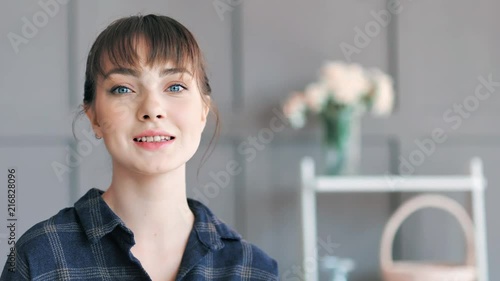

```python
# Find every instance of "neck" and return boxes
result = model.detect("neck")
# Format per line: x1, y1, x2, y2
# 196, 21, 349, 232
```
102, 161, 194, 243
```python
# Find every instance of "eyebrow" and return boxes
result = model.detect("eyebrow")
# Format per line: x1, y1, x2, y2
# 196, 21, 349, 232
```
103, 67, 193, 79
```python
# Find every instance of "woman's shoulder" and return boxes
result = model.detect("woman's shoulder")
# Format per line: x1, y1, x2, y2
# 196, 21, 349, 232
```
14, 207, 80, 253
187, 198, 279, 280
199, 223, 279, 280
15, 187, 110, 254
1, 207, 80, 279
220, 238, 279, 279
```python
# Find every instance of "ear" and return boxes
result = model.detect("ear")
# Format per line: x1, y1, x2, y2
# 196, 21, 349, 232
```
85, 106, 103, 138
201, 96, 210, 122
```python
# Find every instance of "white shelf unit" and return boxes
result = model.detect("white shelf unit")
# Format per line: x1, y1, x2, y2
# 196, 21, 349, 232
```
300, 157, 488, 281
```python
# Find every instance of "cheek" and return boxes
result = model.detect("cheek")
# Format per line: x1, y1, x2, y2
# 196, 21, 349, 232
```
171, 102, 205, 131
97, 99, 134, 135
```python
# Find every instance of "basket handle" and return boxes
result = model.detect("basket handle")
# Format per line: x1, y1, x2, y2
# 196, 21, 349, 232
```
380, 194, 476, 269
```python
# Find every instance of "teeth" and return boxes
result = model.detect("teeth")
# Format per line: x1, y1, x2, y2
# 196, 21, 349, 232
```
135, 136, 174, 143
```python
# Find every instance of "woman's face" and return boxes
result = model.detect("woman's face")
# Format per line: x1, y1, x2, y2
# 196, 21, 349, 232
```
86, 43, 209, 175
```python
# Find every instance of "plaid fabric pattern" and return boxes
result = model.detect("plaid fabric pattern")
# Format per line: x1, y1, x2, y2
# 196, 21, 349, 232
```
1, 188, 278, 280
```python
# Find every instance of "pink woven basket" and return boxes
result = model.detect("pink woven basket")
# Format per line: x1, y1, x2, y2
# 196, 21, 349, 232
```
380, 194, 477, 281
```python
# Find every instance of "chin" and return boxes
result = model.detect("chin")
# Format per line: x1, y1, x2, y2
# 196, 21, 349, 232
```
133, 162, 183, 175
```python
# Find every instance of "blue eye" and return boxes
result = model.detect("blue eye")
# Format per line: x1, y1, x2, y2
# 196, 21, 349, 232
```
168, 84, 186, 93
111, 86, 132, 94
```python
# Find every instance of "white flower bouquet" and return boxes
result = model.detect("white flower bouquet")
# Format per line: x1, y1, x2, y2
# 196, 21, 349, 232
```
282, 61, 395, 174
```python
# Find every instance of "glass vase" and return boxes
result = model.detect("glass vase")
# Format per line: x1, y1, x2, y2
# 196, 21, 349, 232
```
321, 107, 361, 176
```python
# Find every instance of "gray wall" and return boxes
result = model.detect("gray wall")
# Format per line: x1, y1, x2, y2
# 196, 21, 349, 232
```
1, 1, 500, 280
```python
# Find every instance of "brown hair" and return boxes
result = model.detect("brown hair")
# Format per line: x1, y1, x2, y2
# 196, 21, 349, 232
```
73, 14, 220, 178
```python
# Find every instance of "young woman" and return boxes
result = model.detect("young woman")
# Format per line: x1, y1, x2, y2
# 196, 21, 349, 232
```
1, 14, 278, 281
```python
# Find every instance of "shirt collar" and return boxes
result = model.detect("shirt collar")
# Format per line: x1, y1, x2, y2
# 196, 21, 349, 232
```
74, 188, 241, 249
74, 188, 129, 244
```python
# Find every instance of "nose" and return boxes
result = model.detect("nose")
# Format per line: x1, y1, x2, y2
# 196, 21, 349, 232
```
137, 92, 166, 121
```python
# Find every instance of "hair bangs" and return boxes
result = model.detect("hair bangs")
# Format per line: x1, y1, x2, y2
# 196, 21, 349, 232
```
91, 15, 201, 80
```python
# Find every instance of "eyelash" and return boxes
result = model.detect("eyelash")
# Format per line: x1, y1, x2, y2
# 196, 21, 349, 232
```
167, 84, 187, 93
110, 86, 132, 95
110, 84, 187, 95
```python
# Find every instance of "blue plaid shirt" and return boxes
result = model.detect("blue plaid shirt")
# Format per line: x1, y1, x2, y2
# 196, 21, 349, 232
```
1, 188, 278, 280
